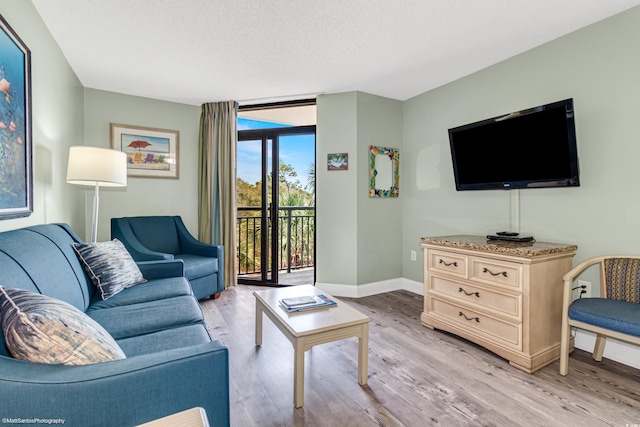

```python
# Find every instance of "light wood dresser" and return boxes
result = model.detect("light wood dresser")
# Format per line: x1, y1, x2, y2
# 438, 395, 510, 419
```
420, 235, 577, 373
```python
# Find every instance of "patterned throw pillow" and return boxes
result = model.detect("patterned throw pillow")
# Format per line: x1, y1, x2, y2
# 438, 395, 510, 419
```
0, 287, 126, 365
73, 239, 146, 300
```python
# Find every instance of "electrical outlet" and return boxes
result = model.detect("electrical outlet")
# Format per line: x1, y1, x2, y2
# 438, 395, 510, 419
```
578, 280, 591, 298
410, 250, 417, 261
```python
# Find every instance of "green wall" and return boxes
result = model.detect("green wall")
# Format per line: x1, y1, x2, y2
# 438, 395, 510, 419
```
83, 89, 200, 240
5, 0, 640, 367
316, 92, 402, 290
316, 92, 359, 286
400, 6, 640, 367
9, 0, 640, 290
356, 93, 402, 284
0, 0, 84, 234
402, 6, 640, 284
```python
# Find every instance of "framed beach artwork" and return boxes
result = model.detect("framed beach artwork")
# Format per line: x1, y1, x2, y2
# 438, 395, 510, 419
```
110, 123, 179, 179
0, 14, 32, 219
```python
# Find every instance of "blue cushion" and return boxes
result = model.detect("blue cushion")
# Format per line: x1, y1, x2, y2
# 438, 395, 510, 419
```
175, 254, 218, 280
127, 217, 181, 254
0, 287, 125, 365
73, 239, 147, 300
0, 227, 92, 310
87, 277, 193, 310
569, 298, 640, 338
86, 295, 204, 340
117, 324, 212, 357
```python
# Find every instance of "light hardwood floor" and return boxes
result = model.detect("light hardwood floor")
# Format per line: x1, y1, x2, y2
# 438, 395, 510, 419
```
200, 286, 640, 427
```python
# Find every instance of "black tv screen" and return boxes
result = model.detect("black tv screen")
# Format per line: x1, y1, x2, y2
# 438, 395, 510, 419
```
448, 99, 580, 191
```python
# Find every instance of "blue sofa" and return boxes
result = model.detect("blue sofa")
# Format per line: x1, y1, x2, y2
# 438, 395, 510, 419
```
0, 224, 230, 427
111, 216, 224, 300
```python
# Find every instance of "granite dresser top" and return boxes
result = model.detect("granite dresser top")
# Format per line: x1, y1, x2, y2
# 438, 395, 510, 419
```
420, 235, 577, 258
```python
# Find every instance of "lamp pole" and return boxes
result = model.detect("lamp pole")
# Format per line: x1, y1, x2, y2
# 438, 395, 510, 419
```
91, 182, 100, 243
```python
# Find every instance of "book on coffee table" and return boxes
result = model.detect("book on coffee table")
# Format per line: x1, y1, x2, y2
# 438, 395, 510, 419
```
280, 294, 337, 312
281, 296, 317, 307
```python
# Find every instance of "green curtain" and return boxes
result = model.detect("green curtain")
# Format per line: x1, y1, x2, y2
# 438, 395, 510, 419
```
198, 101, 238, 288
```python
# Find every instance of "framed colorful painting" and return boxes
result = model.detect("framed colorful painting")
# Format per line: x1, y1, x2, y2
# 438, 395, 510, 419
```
327, 153, 348, 171
110, 123, 179, 179
0, 14, 32, 219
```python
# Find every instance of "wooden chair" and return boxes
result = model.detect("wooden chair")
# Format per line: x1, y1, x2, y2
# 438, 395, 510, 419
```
560, 255, 640, 375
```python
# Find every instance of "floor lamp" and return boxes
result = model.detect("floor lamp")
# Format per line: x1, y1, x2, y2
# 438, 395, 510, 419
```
66, 146, 127, 243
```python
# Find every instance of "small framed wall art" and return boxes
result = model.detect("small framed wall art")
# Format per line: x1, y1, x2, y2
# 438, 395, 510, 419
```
327, 153, 348, 171
111, 123, 179, 179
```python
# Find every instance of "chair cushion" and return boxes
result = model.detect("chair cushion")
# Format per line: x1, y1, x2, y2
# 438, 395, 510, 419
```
569, 297, 640, 338
175, 254, 218, 280
604, 258, 640, 303
73, 239, 147, 300
0, 287, 125, 365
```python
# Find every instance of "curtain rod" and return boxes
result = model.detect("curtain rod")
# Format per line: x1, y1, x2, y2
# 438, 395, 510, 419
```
239, 98, 316, 111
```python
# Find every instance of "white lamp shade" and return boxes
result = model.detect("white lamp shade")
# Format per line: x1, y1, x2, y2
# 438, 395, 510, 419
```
67, 146, 127, 187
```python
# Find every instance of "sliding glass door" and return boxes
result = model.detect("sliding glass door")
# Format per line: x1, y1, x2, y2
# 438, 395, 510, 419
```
237, 126, 315, 286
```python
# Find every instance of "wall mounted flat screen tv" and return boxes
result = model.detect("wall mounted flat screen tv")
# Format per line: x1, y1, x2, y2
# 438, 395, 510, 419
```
448, 98, 580, 191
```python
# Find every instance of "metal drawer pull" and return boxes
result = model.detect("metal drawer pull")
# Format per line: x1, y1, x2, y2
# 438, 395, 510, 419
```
483, 267, 507, 277
439, 259, 458, 267
458, 287, 480, 297
459, 312, 480, 322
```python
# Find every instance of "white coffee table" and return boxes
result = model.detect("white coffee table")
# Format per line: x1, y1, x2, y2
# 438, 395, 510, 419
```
253, 285, 371, 408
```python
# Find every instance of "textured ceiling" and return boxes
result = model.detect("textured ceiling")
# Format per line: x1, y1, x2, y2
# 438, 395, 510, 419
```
32, 0, 640, 106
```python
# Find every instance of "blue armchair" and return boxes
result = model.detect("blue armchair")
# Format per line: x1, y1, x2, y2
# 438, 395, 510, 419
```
111, 216, 224, 300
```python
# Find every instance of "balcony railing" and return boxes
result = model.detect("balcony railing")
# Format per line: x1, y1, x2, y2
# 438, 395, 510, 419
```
236, 206, 315, 276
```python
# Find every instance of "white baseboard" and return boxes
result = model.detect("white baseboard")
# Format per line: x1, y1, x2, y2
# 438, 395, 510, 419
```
573, 329, 640, 370
315, 278, 640, 370
316, 277, 423, 298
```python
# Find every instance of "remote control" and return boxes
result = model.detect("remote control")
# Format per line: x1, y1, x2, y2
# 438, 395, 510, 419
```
487, 235, 534, 243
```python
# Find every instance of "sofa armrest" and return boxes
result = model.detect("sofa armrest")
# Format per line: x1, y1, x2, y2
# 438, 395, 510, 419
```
137, 260, 185, 280
0, 341, 230, 427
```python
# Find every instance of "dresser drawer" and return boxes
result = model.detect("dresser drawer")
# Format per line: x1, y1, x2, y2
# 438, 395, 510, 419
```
430, 298, 522, 349
470, 257, 522, 290
428, 249, 467, 277
429, 276, 521, 318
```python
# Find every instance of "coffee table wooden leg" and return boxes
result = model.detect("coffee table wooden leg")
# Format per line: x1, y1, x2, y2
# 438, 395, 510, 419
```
255, 303, 263, 346
293, 340, 305, 408
358, 323, 369, 385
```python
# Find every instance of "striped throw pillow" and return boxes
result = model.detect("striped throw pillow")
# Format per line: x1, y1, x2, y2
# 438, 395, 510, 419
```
73, 239, 146, 300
